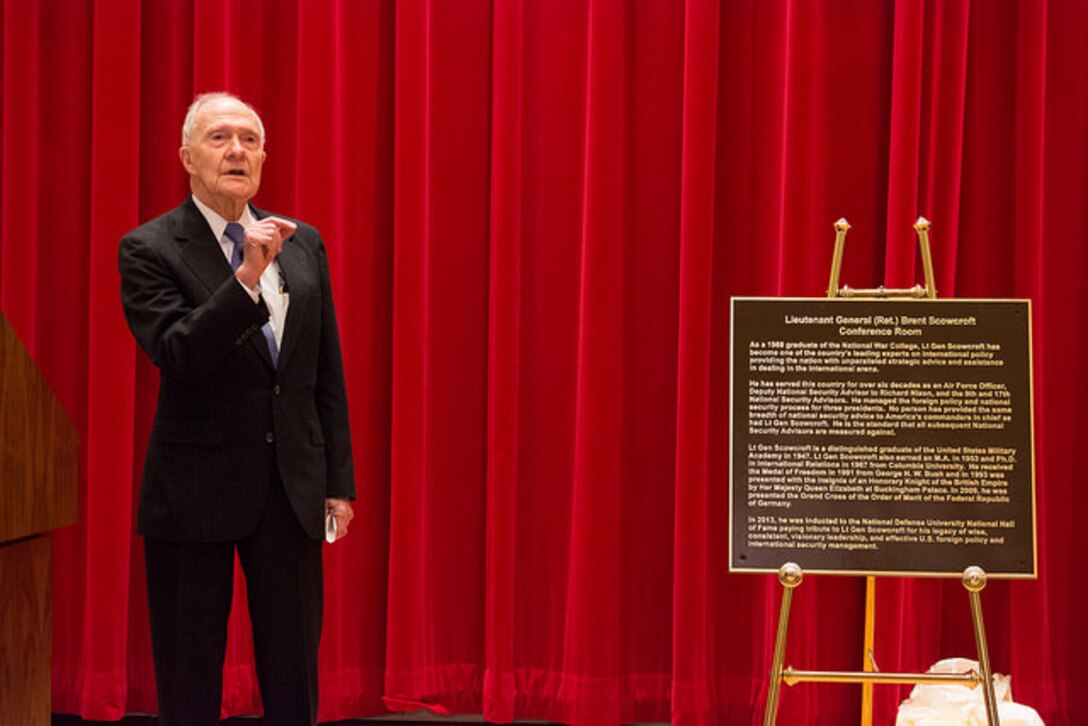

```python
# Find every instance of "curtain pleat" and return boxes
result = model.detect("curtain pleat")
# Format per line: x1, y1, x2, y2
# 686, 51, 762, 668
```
672, 0, 719, 722
0, 0, 1085, 723
483, 0, 523, 721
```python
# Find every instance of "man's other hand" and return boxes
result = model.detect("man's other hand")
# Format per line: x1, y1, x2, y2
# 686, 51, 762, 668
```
325, 498, 355, 542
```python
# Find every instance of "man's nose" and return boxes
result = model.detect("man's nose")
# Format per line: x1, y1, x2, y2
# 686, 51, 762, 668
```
226, 136, 245, 155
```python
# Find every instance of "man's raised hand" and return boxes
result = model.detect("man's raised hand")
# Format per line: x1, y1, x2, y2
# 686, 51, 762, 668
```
235, 216, 297, 289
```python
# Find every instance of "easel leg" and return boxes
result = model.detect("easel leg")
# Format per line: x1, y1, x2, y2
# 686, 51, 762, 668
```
764, 563, 803, 726
963, 567, 1001, 726
860, 575, 876, 726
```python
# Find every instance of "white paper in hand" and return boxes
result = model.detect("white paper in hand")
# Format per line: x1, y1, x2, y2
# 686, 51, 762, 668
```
325, 511, 338, 543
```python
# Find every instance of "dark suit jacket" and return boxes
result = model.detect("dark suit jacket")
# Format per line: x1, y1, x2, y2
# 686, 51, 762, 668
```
119, 196, 355, 542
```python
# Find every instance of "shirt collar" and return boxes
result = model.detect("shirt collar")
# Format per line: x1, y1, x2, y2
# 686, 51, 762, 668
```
191, 195, 257, 241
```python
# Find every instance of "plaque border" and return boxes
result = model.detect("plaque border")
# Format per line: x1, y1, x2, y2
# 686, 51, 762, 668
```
728, 296, 1037, 579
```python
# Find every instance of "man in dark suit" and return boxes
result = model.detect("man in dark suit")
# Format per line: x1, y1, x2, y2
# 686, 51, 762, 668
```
118, 92, 355, 726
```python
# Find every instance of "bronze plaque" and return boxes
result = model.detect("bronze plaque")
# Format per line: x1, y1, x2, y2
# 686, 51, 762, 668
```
730, 298, 1035, 577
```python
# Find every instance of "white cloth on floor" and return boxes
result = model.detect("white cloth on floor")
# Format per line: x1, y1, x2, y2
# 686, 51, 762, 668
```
895, 657, 1044, 726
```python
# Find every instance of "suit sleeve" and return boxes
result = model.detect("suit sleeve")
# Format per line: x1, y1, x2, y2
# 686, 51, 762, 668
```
313, 236, 356, 500
119, 230, 270, 383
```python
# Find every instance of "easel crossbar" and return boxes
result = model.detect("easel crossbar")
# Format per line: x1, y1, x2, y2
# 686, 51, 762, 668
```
782, 668, 982, 688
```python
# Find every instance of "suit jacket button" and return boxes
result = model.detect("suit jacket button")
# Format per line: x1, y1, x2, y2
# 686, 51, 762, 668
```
273, 384, 282, 396
265, 432, 275, 444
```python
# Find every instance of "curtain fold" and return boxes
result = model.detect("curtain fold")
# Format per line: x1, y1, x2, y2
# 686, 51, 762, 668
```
671, 0, 719, 722
386, 0, 492, 715
81, 0, 142, 716
482, 1, 524, 721
1, 0, 1086, 723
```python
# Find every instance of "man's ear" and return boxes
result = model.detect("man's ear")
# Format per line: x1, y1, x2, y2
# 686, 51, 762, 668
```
179, 146, 194, 174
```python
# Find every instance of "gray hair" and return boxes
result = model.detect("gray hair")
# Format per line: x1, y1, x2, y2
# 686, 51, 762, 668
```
181, 92, 266, 147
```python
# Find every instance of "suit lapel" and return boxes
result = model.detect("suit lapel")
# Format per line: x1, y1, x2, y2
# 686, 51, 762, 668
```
175, 197, 233, 295
274, 239, 310, 370
251, 206, 309, 371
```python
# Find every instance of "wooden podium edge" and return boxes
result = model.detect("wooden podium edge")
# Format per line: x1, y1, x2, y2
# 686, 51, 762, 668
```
0, 311, 79, 542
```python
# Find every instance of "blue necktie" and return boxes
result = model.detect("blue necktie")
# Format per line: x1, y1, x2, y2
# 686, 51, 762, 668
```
224, 223, 280, 366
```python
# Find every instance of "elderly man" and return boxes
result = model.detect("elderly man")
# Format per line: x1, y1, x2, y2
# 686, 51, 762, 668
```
119, 92, 355, 726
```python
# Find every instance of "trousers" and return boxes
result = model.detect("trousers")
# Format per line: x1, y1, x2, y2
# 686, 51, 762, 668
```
144, 475, 323, 726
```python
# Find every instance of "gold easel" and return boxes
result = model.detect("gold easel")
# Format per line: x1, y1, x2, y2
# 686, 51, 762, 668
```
762, 218, 1001, 726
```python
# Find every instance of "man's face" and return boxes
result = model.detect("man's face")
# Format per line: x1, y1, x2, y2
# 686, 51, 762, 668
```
179, 97, 266, 214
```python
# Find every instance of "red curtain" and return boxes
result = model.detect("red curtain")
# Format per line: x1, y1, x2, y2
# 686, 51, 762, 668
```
2, 0, 1085, 723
